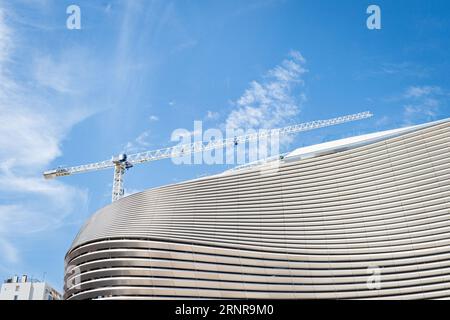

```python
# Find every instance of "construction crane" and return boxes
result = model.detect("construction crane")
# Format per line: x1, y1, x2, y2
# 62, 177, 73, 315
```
43, 111, 373, 202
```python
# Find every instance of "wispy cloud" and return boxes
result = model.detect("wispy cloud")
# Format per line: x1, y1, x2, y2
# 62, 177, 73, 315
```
225, 50, 307, 131
0, 238, 19, 265
123, 51, 308, 163
171, 39, 198, 54
403, 85, 442, 99
124, 130, 152, 154
0, 8, 11, 64
402, 85, 448, 125
375, 115, 390, 127
205, 110, 220, 121
233, 0, 285, 16
360, 61, 431, 79
33, 54, 76, 94
124, 115, 160, 153
0, 6, 89, 268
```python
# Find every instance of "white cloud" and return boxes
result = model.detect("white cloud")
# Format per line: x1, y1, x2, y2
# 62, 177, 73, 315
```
0, 9, 12, 64
33, 54, 75, 94
0, 106, 65, 170
171, 39, 198, 54
402, 85, 447, 125
375, 115, 390, 127
374, 62, 430, 78
0, 6, 89, 268
0, 179, 87, 236
124, 130, 152, 153
205, 110, 220, 120
0, 238, 19, 264
221, 51, 308, 164
135, 131, 150, 147
403, 99, 439, 121
124, 116, 160, 154
33, 47, 99, 95
404, 86, 442, 99
225, 50, 307, 131
124, 51, 308, 165
288, 50, 306, 63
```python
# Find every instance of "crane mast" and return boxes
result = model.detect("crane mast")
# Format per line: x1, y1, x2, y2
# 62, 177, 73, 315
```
43, 111, 373, 202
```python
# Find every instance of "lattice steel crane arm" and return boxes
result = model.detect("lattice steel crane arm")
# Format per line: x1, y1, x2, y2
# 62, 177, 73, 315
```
43, 160, 115, 179
126, 111, 373, 164
42, 111, 373, 202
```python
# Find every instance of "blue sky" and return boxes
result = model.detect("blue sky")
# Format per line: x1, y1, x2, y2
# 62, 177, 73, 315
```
0, 0, 449, 291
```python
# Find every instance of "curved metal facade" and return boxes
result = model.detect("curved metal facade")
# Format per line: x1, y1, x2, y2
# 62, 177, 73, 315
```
65, 120, 450, 299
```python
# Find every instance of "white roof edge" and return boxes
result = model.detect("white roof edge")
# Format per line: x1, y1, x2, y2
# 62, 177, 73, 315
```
285, 117, 450, 160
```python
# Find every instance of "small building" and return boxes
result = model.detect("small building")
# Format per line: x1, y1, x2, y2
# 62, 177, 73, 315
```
0, 275, 62, 300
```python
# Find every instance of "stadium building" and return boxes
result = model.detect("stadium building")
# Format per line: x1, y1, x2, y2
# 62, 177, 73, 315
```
64, 118, 450, 299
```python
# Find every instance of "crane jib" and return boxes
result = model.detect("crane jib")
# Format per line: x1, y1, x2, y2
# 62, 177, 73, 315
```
42, 111, 373, 202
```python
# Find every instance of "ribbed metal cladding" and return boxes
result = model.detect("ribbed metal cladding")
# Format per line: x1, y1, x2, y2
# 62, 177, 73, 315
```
65, 120, 450, 300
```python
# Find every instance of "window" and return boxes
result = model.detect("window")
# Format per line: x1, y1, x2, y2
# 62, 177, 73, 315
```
15, 285, 20, 292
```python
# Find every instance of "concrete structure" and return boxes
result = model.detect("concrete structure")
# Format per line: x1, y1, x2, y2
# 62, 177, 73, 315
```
65, 118, 450, 299
0, 275, 61, 300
